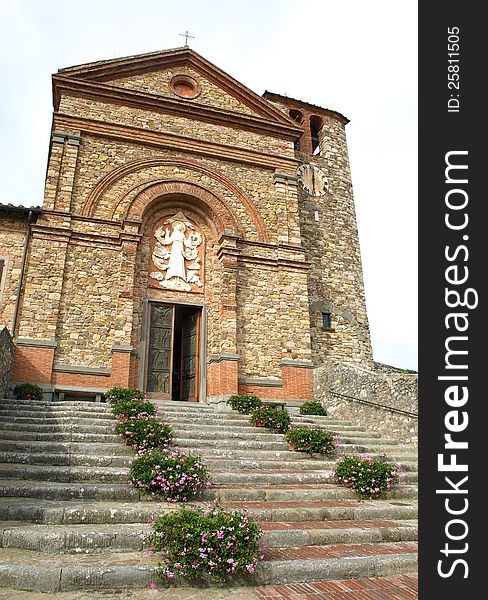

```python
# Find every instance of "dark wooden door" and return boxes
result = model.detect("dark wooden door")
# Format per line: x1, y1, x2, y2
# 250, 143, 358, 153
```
180, 311, 200, 401
146, 304, 174, 399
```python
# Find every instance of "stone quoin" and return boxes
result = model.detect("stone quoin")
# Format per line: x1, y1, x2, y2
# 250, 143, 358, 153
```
0, 47, 373, 404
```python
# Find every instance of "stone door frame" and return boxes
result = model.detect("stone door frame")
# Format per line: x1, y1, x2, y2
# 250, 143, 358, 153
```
139, 297, 207, 402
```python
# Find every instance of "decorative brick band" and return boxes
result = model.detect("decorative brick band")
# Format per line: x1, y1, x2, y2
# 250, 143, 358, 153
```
83, 158, 269, 242
15, 338, 58, 348
52, 364, 111, 376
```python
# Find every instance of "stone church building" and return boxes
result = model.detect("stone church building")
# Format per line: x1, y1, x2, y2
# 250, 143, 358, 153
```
0, 47, 372, 403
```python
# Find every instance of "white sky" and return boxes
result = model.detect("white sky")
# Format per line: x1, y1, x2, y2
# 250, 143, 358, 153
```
0, 0, 418, 369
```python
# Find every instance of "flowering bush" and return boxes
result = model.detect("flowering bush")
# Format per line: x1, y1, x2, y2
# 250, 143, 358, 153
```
105, 386, 145, 404
14, 383, 43, 401
145, 503, 262, 583
299, 401, 327, 416
250, 406, 291, 433
285, 427, 335, 456
334, 455, 399, 499
129, 450, 209, 501
226, 394, 262, 414
114, 417, 172, 451
112, 399, 156, 420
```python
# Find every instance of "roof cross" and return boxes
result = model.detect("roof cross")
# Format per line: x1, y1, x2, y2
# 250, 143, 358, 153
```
179, 30, 195, 46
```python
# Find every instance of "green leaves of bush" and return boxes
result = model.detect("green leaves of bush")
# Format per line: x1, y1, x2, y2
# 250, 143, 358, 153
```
129, 450, 208, 502
334, 455, 399, 499
285, 427, 335, 455
299, 401, 327, 416
14, 383, 43, 401
250, 406, 291, 433
146, 503, 262, 582
226, 394, 262, 414
105, 386, 145, 404
112, 399, 156, 419
114, 417, 172, 451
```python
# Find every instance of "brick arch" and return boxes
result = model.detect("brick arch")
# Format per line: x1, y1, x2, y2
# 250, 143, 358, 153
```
83, 157, 268, 241
124, 180, 243, 239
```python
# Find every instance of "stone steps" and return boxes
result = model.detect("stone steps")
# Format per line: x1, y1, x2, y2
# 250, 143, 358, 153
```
0, 399, 418, 592
0, 519, 418, 554
0, 464, 129, 484
0, 451, 131, 467
0, 480, 139, 502
0, 422, 114, 434
0, 544, 418, 592
0, 496, 417, 525
175, 436, 290, 450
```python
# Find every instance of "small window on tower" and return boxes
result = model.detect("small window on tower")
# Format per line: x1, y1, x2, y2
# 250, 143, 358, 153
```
310, 116, 322, 155
322, 312, 332, 329
0, 258, 6, 298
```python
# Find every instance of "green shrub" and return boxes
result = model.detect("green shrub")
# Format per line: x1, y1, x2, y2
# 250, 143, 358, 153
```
285, 427, 335, 456
250, 406, 291, 433
299, 401, 327, 416
226, 394, 262, 414
115, 417, 172, 451
112, 399, 156, 420
146, 503, 262, 582
334, 455, 399, 499
14, 383, 43, 401
129, 450, 208, 502
105, 386, 145, 404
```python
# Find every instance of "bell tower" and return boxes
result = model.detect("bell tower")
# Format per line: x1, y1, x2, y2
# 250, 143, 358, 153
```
263, 92, 373, 368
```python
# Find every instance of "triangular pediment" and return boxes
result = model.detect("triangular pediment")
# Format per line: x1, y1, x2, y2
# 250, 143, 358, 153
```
54, 47, 301, 133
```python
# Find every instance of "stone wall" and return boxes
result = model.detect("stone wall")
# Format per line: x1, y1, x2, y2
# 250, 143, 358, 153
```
0, 215, 28, 330
0, 326, 14, 398
314, 362, 418, 444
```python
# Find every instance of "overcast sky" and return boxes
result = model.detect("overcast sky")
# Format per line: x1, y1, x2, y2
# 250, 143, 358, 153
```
0, 0, 418, 369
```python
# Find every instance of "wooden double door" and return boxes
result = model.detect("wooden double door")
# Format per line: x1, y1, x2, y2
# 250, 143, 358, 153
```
145, 303, 201, 401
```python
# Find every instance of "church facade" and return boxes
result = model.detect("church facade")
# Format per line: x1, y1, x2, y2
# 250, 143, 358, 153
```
0, 48, 372, 403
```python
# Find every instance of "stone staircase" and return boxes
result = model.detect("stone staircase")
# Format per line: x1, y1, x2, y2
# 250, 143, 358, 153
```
0, 398, 417, 593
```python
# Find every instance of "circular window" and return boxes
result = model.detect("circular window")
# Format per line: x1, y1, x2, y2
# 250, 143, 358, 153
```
170, 75, 200, 99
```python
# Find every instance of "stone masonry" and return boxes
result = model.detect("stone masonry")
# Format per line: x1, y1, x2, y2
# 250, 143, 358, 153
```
0, 47, 374, 402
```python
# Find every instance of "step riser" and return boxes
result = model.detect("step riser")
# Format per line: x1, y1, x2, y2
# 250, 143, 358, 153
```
0, 432, 118, 443
203, 487, 352, 502
0, 452, 131, 467
0, 501, 417, 525
0, 529, 144, 554
0, 408, 112, 416
253, 554, 418, 586
0, 441, 132, 456
263, 526, 418, 548
225, 504, 419, 523
176, 438, 289, 450
0, 485, 138, 502
210, 472, 332, 486
0, 524, 418, 554
0, 467, 128, 483
0, 423, 114, 434
0, 554, 418, 591
0, 504, 166, 525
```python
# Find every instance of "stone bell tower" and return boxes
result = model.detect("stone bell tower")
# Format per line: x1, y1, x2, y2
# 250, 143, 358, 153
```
263, 92, 373, 368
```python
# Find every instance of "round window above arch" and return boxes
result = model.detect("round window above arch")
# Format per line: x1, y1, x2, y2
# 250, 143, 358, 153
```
170, 74, 201, 99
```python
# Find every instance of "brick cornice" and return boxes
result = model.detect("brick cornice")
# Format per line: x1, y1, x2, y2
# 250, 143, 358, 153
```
54, 114, 298, 172
52, 75, 302, 141
55, 47, 302, 130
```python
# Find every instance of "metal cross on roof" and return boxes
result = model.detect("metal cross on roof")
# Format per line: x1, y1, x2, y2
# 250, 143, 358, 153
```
179, 30, 195, 46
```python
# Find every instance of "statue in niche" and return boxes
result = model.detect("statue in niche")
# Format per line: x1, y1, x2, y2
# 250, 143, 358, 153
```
150, 212, 203, 292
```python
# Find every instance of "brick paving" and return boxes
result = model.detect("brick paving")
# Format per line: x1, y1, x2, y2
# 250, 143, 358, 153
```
0, 574, 419, 599
253, 573, 418, 599
262, 541, 417, 561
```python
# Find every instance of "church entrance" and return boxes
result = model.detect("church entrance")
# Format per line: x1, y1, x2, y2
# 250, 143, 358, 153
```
145, 303, 202, 401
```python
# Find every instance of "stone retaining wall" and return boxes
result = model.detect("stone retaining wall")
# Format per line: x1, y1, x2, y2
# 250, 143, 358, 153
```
314, 363, 418, 445
0, 326, 14, 398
